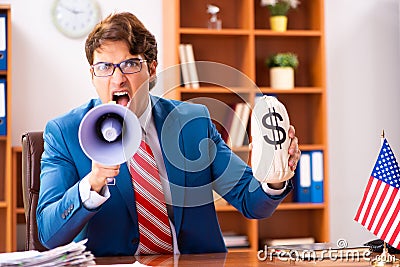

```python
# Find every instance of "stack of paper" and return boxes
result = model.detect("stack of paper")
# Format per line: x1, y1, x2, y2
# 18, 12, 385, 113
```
0, 239, 95, 266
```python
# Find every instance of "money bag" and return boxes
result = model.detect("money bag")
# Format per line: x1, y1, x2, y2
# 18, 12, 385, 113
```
251, 95, 294, 183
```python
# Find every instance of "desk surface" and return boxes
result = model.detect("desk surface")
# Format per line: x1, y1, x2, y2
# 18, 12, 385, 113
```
95, 251, 373, 266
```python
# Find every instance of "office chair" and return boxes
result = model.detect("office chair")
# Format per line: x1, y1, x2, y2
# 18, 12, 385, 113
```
21, 131, 47, 251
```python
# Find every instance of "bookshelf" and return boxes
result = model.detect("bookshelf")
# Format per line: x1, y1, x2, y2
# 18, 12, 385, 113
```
0, 5, 11, 252
162, 0, 329, 251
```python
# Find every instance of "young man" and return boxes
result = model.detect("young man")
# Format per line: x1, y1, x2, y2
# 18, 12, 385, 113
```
37, 12, 300, 256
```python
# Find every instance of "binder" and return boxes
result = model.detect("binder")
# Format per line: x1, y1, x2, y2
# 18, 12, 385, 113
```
228, 103, 244, 148
0, 13, 7, 70
185, 44, 200, 89
0, 79, 6, 135
310, 150, 324, 203
235, 103, 251, 147
294, 151, 311, 202
178, 44, 191, 88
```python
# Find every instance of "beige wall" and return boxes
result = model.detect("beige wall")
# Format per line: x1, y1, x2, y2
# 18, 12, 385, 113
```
7, 0, 163, 145
326, 0, 400, 246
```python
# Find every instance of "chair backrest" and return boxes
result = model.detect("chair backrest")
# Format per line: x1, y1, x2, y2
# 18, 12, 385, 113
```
21, 131, 47, 251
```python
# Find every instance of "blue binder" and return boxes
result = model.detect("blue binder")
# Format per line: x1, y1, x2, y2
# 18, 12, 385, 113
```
0, 13, 7, 70
310, 150, 324, 203
293, 151, 311, 202
0, 78, 6, 135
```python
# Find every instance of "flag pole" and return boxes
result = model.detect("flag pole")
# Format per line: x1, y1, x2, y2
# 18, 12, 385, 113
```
372, 130, 400, 266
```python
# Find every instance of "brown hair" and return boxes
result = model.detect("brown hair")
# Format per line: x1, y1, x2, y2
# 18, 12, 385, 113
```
85, 12, 157, 66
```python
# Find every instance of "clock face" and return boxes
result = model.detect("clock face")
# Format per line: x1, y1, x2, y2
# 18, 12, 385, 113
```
52, 0, 101, 38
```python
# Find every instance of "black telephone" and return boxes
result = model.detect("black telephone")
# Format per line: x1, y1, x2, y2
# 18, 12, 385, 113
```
364, 239, 400, 254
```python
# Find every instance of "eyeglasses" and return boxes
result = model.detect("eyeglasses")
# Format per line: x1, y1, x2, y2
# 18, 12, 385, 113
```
91, 58, 147, 77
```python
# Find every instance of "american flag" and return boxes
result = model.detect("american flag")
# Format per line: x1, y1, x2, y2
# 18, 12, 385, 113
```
354, 138, 400, 249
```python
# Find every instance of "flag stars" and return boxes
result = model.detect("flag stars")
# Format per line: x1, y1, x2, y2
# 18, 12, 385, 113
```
372, 139, 400, 186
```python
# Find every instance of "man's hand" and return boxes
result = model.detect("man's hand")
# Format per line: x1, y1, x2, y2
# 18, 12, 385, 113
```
287, 125, 301, 171
267, 125, 301, 188
88, 162, 120, 193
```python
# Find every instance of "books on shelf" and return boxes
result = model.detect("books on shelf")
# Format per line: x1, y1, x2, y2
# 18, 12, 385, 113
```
178, 44, 190, 88
293, 150, 324, 203
178, 43, 199, 89
235, 103, 251, 147
0, 79, 6, 135
223, 232, 250, 248
0, 13, 7, 71
223, 103, 251, 148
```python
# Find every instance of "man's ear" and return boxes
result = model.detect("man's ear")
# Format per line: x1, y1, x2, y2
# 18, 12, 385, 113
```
149, 60, 158, 90
90, 67, 95, 80
149, 60, 158, 77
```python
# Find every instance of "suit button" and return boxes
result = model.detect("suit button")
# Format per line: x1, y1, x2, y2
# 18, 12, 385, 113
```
61, 214, 66, 219
131, 238, 139, 244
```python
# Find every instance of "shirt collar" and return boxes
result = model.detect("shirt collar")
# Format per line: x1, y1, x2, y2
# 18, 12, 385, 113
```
138, 95, 152, 133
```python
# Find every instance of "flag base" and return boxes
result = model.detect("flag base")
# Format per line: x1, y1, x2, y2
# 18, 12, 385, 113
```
372, 245, 400, 266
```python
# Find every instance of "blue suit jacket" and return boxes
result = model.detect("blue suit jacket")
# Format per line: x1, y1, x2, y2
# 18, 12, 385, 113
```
37, 95, 292, 256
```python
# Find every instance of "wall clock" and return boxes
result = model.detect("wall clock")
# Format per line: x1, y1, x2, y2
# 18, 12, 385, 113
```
51, 0, 101, 39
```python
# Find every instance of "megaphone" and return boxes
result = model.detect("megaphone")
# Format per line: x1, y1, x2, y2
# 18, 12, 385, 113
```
78, 102, 142, 184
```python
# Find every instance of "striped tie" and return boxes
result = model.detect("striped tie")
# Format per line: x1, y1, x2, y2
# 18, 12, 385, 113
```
129, 140, 173, 254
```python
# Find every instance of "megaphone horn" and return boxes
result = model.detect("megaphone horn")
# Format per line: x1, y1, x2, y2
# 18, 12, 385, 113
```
78, 102, 142, 167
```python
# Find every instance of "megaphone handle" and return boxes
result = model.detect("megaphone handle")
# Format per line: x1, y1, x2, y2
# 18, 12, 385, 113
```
106, 177, 116, 186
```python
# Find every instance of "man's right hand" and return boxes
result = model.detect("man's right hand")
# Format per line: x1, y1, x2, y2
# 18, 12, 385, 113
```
88, 162, 120, 193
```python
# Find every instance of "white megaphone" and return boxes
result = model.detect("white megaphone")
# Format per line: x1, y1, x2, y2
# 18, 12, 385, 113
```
78, 102, 142, 185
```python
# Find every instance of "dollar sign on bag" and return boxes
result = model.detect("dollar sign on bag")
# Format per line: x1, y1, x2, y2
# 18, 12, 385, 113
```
262, 107, 286, 150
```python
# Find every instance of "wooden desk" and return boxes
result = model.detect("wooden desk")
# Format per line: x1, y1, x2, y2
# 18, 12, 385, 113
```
95, 251, 373, 266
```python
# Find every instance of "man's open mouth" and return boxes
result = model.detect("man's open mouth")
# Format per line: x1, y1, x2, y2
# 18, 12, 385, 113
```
112, 91, 130, 106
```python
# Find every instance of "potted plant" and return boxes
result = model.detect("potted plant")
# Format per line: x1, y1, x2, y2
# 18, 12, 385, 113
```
260, 0, 300, 32
266, 52, 299, 89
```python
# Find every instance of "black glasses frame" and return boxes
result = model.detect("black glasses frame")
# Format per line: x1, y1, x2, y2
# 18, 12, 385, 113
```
91, 58, 147, 77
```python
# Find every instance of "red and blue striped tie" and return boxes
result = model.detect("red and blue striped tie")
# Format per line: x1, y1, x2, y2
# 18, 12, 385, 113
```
129, 140, 173, 254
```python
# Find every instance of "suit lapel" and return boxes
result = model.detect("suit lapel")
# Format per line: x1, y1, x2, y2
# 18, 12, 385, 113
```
151, 95, 185, 235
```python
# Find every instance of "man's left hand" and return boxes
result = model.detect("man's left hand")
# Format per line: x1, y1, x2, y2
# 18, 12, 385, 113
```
267, 125, 301, 189
287, 125, 301, 171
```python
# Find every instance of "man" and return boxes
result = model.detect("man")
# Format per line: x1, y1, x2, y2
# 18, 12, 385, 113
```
37, 12, 300, 256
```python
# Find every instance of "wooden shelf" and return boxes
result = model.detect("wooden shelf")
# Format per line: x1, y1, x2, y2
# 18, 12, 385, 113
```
163, 0, 328, 250
254, 29, 322, 37
179, 87, 255, 94
180, 28, 251, 36
277, 203, 326, 210
0, 5, 12, 253
16, 208, 25, 214
216, 203, 325, 212
179, 86, 324, 95
259, 87, 324, 94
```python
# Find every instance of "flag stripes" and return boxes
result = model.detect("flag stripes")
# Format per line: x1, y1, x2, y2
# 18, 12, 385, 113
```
369, 186, 395, 233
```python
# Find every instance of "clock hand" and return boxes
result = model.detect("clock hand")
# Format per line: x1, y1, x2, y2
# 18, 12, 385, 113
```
59, 3, 84, 15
